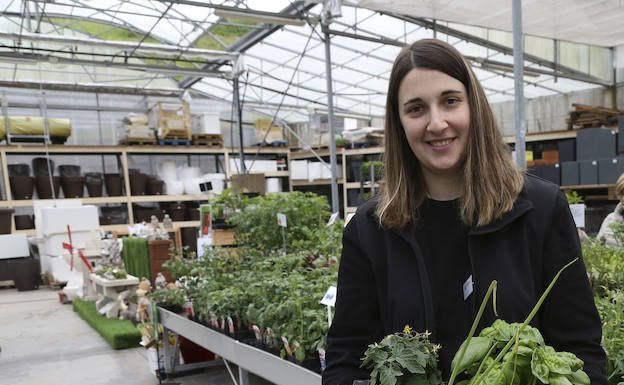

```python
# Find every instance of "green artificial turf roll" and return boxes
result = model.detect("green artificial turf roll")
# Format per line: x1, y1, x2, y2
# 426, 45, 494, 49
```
73, 298, 141, 350
122, 237, 150, 280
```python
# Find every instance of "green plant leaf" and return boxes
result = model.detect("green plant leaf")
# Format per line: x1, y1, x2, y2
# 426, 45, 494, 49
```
452, 336, 493, 374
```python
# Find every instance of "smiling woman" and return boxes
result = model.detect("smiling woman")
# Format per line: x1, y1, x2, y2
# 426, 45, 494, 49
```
322, 39, 607, 385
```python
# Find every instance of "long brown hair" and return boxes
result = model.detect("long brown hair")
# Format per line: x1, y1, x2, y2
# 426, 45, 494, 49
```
377, 39, 523, 229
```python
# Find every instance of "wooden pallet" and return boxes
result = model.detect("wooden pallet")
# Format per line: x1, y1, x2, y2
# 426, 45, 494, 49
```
119, 137, 157, 146
192, 134, 223, 148
566, 103, 624, 129
158, 138, 192, 146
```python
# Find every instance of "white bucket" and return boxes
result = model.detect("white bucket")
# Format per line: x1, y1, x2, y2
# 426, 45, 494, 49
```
265, 177, 282, 193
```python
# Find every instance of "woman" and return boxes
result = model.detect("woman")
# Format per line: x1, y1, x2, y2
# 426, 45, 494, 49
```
323, 39, 606, 385
597, 172, 624, 247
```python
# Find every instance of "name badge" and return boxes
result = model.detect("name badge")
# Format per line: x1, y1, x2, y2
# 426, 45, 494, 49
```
463, 275, 474, 300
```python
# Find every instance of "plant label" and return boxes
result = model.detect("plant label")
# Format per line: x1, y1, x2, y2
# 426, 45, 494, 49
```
569, 203, 585, 228
321, 285, 337, 306
327, 212, 339, 226
276, 212, 287, 227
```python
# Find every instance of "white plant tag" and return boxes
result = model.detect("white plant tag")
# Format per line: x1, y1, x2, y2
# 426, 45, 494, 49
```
463, 275, 474, 300
321, 286, 337, 306
276, 212, 287, 227
327, 212, 339, 226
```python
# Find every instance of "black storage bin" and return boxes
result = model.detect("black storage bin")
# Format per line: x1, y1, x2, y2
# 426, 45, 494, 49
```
598, 158, 624, 184
12, 258, 40, 291
576, 127, 615, 161
618, 115, 624, 154
579, 160, 598, 185
529, 164, 560, 185
561, 161, 579, 186
557, 139, 576, 162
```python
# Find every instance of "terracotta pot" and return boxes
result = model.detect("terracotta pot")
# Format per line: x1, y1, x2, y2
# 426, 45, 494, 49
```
35, 176, 61, 199
104, 174, 123, 197
10, 176, 34, 200
32, 157, 55, 176
60, 176, 85, 198
85, 172, 104, 197
8, 164, 30, 177
14, 214, 34, 230
129, 172, 147, 196
0, 208, 14, 234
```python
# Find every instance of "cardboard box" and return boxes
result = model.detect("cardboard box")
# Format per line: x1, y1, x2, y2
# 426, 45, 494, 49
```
254, 118, 284, 144
230, 173, 266, 195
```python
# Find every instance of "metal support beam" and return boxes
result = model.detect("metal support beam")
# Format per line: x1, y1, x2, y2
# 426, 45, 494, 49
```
513, 0, 526, 171
233, 77, 246, 174
386, 12, 612, 87
323, 28, 340, 214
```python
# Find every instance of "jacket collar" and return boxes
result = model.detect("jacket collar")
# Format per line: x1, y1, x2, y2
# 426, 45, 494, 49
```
366, 188, 534, 236
468, 194, 533, 235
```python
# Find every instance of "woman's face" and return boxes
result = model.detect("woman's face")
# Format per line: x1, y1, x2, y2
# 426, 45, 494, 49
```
398, 67, 470, 180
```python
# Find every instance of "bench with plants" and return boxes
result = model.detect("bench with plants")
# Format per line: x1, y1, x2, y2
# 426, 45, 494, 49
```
150, 190, 342, 374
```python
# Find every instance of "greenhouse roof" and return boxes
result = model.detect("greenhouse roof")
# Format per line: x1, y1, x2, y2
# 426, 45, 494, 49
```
0, 0, 622, 123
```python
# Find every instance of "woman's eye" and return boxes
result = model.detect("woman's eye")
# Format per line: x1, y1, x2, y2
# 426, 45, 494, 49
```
446, 97, 459, 105
406, 105, 423, 113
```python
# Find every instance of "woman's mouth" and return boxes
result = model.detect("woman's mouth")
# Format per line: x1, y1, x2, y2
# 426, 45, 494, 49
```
427, 138, 454, 147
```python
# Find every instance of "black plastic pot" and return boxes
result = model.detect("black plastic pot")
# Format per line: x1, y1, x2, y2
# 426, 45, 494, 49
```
60, 176, 85, 198
10, 176, 34, 200
85, 172, 104, 197
147, 177, 164, 195
58, 164, 81, 177
0, 208, 14, 234
129, 172, 147, 196
14, 214, 34, 230
7, 163, 30, 177
32, 157, 55, 176
35, 176, 61, 199
104, 174, 123, 197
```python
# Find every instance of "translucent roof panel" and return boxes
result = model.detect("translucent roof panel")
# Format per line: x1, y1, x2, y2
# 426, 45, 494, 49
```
0, 0, 617, 124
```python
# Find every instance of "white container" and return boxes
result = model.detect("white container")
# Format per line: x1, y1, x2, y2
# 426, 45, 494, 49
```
290, 160, 308, 180
308, 162, 323, 181
265, 177, 282, 193
192, 113, 221, 135
179, 166, 201, 180
165, 180, 184, 195
204, 173, 226, 194
158, 161, 178, 181
184, 177, 204, 195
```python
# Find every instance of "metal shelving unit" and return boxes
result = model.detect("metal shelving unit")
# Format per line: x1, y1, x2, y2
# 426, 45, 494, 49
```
158, 308, 321, 385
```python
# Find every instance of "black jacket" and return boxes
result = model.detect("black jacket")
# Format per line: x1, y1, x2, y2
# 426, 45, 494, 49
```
323, 174, 606, 385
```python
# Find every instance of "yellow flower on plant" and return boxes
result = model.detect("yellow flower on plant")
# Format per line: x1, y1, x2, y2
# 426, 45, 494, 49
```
403, 325, 413, 334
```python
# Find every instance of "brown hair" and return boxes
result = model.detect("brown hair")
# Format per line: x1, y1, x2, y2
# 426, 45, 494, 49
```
616, 173, 624, 199
377, 39, 523, 229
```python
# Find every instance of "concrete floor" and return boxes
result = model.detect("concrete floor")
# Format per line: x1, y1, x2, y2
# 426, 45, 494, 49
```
0, 285, 271, 385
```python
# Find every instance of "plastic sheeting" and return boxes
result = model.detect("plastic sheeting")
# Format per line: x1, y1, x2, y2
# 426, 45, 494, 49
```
0, 116, 72, 139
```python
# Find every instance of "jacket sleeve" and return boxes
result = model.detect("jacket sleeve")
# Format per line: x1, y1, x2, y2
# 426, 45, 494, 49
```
322, 213, 383, 385
539, 191, 607, 385
596, 212, 618, 247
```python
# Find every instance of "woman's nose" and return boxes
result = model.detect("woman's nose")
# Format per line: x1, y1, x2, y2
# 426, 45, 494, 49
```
427, 107, 448, 132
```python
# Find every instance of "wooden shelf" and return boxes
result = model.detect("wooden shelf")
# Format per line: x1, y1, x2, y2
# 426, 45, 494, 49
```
503, 129, 578, 144
291, 178, 343, 186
